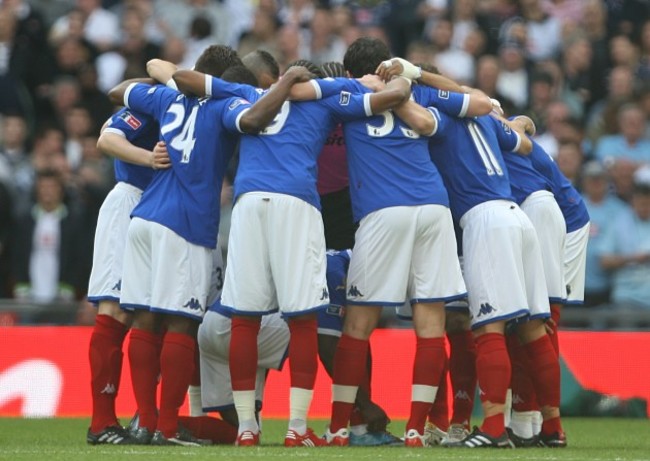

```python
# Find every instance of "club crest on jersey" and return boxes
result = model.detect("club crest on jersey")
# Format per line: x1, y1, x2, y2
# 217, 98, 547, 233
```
119, 112, 141, 129
438, 90, 449, 99
501, 122, 512, 134
229, 99, 249, 110
339, 91, 351, 106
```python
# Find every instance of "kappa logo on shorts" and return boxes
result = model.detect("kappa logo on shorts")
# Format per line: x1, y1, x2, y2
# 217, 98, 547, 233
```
347, 285, 364, 298
183, 297, 203, 311
320, 288, 329, 301
111, 280, 122, 292
454, 390, 471, 401
339, 91, 351, 106
477, 302, 495, 317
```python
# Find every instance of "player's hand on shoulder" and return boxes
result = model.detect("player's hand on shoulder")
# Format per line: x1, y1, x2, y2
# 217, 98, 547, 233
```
283, 66, 315, 84
375, 57, 421, 82
151, 141, 171, 170
357, 74, 386, 92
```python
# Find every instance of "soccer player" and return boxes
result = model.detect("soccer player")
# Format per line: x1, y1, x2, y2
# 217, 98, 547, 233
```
172, 58, 414, 447
325, 38, 490, 448
511, 116, 591, 348
107, 45, 312, 446
386, 59, 565, 448
86, 108, 169, 445
242, 50, 280, 90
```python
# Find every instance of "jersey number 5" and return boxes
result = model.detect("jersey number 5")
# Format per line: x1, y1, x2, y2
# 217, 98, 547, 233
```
366, 110, 420, 139
161, 103, 198, 163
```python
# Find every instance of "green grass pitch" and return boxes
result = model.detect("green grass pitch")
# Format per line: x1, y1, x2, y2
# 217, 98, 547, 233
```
0, 417, 649, 461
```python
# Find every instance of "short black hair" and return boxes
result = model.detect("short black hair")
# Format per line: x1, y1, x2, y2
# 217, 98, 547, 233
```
242, 50, 280, 81
321, 61, 345, 78
343, 37, 391, 78
221, 65, 259, 87
286, 59, 325, 79
194, 45, 243, 78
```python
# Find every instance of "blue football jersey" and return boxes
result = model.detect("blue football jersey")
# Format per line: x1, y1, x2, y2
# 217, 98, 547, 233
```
206, 76, 378, 209
340, 81, 460, 222
103, 107, 158, 191
317, 249, 352, 334
124, 83, 252, 248
528, 141, 590, 232
502, 149, 553, 205
427, 113, 519, 222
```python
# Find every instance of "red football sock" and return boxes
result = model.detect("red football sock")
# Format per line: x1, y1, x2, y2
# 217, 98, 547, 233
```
330, 334, 368, 432
475, 333, 510, 437
89, 314, 128, 433
448, 331, 477, 427
427, 357, 449, 431
524, 335, 561, 409
229, 317, 261, 391
288, 317, 319, 390
128, 328, 162, 432
158, 332, 195, 437
549, 304, 562, 356
506, 335, 538, 412
541, 416, 563, 436
350, 367, 371, 427
177, 416, 237, 444
406, 337, 446, 433
481, 414, 505, 438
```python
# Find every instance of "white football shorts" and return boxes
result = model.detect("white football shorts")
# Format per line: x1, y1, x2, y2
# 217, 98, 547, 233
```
198, 309, 288, 412
459, 200, 550, 329
120, 217, 212, 320
347, 204, 466, 306
220, 192, 329, 316
87, 182, 143, 303
520, 190, 567, 303
564, 222, 590, 305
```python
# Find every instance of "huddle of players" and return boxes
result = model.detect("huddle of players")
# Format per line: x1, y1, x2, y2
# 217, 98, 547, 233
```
85, 36, 588, 449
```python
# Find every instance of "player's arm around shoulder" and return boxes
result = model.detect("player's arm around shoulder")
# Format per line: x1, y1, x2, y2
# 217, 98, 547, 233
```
107, 78, 156, 106
492, 112, 533, 155
239, 65, 314, 134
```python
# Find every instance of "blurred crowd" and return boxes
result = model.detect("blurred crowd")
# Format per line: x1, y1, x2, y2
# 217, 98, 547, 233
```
0, 0, 648, 314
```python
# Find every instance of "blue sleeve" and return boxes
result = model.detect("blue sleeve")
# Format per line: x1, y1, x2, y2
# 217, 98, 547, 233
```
104, 108, 157, 143
221, 97, 255, 133
414, 86, 470, 117
426, 106, 454, 140
321, 91, 373, 122
312, 77, 359, 99
124, 83, 177, 121
490, 117, 521, 152
206, 75, 261, 102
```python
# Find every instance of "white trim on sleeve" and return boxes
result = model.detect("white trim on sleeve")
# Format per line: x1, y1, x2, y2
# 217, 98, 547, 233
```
235, 108, 251, 133
205, 74, 212, 97
425, 108, 440, 137
363, 93, 373, 116
123, 83, 138, 109
458, 93, 470, 118
102, 127, 127, 138
310, 80, 322, 100
512, 131, 522, 153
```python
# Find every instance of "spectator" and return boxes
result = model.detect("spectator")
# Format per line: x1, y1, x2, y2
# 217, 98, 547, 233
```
62, 105, 94, 171
581, 161, 627, 307
593, 103, 650, 164
95, 6, 161, 93
557, 141, 584, 186
51, 0, 119, 52
609, 34, 641, 71
560, 35, 594, 117
580, 0, 609, 106
12, 169, 82, 303
155, 0, 230, 48
519, 0, 562, 61
383, 0, 423, 57
307, 7, 346, 65
237, 9, 280, 59
429, 17, 475, 84
180, 17, 217, 70
533, 99, 571, 159
608, 158, 640, 203
496, 41, 529, 109
475, 54, 516, 115
586, 65, 636, 142
542, 0, 584, 29
600, 166, 650, 310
